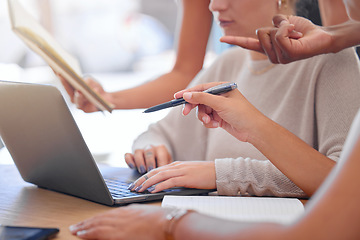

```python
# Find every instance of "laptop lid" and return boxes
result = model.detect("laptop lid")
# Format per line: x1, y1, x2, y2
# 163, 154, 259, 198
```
0, 80, 118, 205
0, 80, 212, 206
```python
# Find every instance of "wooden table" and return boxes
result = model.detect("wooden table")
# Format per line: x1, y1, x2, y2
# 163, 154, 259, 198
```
0, 164, 160, 239
0, 164, 307, 239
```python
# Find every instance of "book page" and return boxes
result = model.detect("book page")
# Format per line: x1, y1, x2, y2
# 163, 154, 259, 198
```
8, 0, 113, 112
8, 0, 82, 75
162, 196, 304, 224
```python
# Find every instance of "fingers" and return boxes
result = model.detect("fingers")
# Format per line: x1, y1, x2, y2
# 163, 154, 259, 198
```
272, 14, 290, 28
130, 162, 184, 193
256, 27, 279, 64
70, 217, 116, 239
126, 145, 172, 175
124, 153, 136, 169
182, 90, 229, 127
182, 91, 226, 112
182, 102, 198, 116
129, 161, 216, 193
140, 169, 184, 193
178, 82, 231, 116
177, 82, 229, 116
144, 145, 156, 172
147, 176, 187, 193
220, 36, 264, 53
74, 91, 86, 109
72, 76, 105, 112
133, 149, 147, 174
269, 28, 285, 64
56, 74, 75, 102
196, 105, 220, 128
155, 145, 172, 167
174, 82, 224, 99
273, 23, 302, 63
256, 25, 302, 64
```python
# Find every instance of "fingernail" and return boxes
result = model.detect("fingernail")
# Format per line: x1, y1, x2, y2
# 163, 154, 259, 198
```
147, 165, 154, 172
139, 166, 146, 174
147, 186, 155, 192
135, 185, 143, 192
69, 225, 78, 232
202, 116, 208, 124
128, 163, 135, 169
212, 122, 219, 128
127, 183, 135, 190
183, 92, 192, 100
77, 230, 88, 236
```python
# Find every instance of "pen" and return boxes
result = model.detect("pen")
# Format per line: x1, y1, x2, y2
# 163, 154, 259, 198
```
143, 82, 238, 113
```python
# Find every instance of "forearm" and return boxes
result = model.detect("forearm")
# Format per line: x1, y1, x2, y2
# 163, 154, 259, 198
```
287, 138, 360, 240
325, 20, 360, 53
110, 70, 196, 109
104, 0, 212, 110
174, 212, 287, 240
249, 117, 335, 196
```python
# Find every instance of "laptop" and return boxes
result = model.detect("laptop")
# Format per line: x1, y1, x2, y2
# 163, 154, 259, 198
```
0, 80, 213, 206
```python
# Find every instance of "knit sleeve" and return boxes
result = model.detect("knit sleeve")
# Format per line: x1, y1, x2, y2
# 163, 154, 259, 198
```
215, 158, 307, 198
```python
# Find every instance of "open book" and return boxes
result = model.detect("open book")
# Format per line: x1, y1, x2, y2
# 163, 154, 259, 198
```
162, 195, 304, 224
8, 0, 113, 113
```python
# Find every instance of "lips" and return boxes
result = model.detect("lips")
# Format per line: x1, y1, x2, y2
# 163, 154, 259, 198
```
218, 19, 234, 28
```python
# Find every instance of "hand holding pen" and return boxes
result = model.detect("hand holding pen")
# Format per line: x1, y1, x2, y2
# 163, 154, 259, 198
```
173, 82, 265, 143
143, 82, 237, 113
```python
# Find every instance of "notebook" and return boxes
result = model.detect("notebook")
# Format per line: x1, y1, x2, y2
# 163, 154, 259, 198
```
8, 0, 113, 113
162, 195, 304, 224
0, 80, 213, 206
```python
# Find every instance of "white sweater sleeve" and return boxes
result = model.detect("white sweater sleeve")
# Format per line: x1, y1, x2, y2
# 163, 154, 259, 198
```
215, 158, 307, 197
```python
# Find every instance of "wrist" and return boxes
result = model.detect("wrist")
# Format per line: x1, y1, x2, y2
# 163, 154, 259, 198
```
326, 20, 360, 53
163, 207, 195, 240
108, 91, 126, 109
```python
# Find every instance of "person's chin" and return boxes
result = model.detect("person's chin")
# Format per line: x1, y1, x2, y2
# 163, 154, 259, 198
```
223, 30, 241, 37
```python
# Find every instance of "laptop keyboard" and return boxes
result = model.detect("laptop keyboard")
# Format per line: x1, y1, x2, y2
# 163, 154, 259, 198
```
104, 176, 184, 199
104, 177, 144, 198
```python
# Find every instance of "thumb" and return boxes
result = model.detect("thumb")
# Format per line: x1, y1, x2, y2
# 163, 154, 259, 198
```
275, 23, 301, 55
272, 14, 290, 27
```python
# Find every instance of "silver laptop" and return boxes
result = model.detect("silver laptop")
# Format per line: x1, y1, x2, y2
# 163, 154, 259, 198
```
0, 80, 212, 206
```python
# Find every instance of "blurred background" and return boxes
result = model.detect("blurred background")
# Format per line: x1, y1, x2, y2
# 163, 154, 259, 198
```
0, 0, 223, 165
1, 0, 178, 72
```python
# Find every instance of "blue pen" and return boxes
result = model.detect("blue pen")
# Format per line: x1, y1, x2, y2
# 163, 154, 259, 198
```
143, 82, 237, 113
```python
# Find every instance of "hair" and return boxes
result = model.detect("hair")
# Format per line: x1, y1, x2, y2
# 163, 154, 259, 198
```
295, 0, 322, 25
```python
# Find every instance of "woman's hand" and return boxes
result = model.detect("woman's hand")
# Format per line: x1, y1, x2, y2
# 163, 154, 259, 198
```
220, 15, 333, 64
56, 74, 113, 112
128, 161, 216, 193
175, 82, 266, 143
125, 145, 173, 174
69, 204, 169, 240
